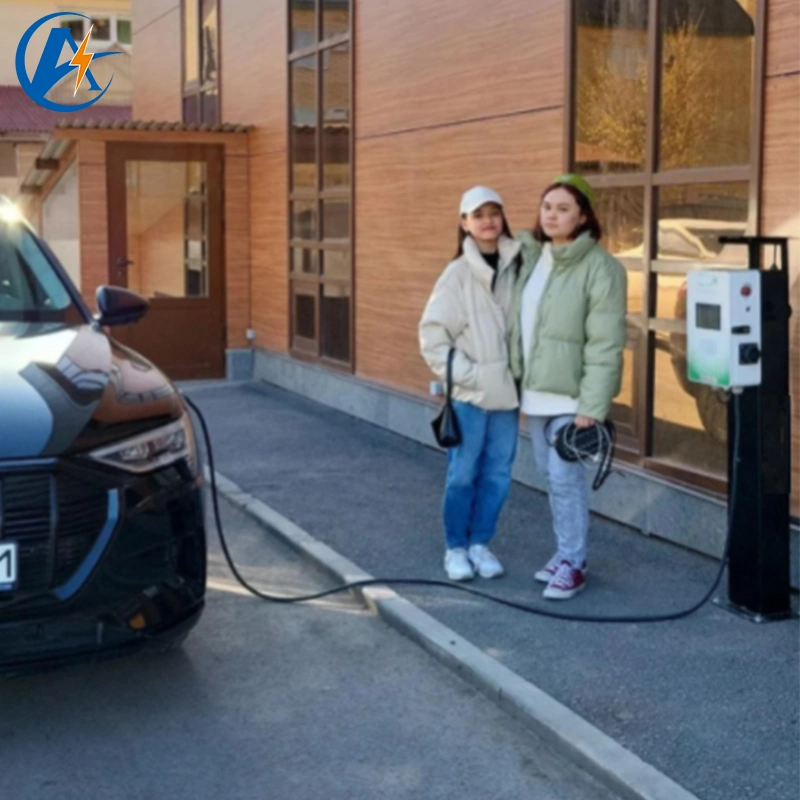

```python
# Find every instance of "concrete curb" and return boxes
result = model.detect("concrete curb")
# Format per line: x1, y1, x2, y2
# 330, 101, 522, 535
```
208, 468, 702, 800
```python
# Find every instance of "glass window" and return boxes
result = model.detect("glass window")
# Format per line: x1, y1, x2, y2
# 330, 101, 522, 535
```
322, 43, 350, 188
659, 0, 754, 170
291, 0, 316, 52
201, 0, 218, 83
183, 0, 218, 123
60, 19, 84, 42
657, 183, 749, 264
293, 287, 316, 341
292, 248, 318, 275
323, 0, 350, 40
91, 18, 111, 40
321, 283, 351, 362
0, 221, 76, 321
321, 250, 349, 280
289, 1, 352, 367
574, 0, 649, 174
322, 200, 349, 239
291, 56, 317, 190
184, 0, 200, 84
594, 186, 645, 259
651, 335, 727, 477
201, 89, 218, 125
611, 345, 637, 429
292, 201, 317, 240
183, 95, 200, 124
570, 0, 761, 481
117, 19, 132, 45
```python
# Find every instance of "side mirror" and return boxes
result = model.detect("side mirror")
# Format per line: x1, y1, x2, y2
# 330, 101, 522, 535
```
95, 286, 149, 327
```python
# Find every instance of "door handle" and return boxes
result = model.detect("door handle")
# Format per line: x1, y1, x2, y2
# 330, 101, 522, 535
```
117, 257, 134, 268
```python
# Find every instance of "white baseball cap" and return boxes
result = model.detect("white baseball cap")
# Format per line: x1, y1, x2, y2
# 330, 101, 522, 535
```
459, 185, 504, 216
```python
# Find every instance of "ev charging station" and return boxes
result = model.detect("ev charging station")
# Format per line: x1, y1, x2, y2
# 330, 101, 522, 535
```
686, 236, 793, 622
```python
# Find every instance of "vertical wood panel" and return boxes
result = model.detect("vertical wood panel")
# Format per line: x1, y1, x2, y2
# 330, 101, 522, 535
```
132, 5, 182, 121
766, 0, 800, 77
355, 0, 564, 138
225, 152, 251, 348
77, 141, 108, 310
220, 0, 287, 135
355, 109, 563, 393
250, 149, 289, 352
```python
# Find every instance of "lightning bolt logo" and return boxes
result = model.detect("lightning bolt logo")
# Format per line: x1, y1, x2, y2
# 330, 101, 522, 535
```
69, 25, 95, 96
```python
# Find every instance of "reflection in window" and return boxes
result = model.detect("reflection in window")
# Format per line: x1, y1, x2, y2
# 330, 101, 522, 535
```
125, 161, 209, 300
594, 186, 645, 258
182, 0, 219, 124
291, 0, 316, 52
323, 0, 350, 39
323, 43, 351, 188
201, 0, 218, 83
657, 183, 748, 264
291, 56, 316, 191
292, 201, 317, 240
659, 0, 754, 170
652, 336, 727, 477
574, 0, 649, 174
183, 0, 199, 84
91, 18, 111, 40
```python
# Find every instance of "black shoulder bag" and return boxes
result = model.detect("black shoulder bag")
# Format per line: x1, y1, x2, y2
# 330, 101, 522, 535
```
431, 348, 462, 448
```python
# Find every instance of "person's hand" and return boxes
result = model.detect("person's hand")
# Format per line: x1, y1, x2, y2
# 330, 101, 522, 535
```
574, 415, 596, 428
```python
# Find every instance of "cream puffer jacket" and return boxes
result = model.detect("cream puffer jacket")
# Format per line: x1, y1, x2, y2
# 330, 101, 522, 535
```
419, 235, 521, 411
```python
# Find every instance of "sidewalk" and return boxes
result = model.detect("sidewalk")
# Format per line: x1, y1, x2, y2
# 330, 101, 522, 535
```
186, 381, 799, 800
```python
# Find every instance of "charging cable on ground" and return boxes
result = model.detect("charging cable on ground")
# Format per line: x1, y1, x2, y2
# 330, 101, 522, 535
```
183, 393, 741, 624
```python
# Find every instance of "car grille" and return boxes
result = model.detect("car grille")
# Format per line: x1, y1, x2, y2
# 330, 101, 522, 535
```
0, 471, 110, 594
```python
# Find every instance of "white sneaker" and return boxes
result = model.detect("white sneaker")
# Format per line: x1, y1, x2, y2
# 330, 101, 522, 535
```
468, 545, 504, 579
535, 554, 587, 584
444, 548, 474, 581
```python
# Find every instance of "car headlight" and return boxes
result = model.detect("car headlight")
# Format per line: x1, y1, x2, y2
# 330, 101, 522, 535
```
88, 416, 197, 474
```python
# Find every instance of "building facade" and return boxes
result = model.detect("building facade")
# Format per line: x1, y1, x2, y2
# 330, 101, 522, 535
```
17, 0, 800, 563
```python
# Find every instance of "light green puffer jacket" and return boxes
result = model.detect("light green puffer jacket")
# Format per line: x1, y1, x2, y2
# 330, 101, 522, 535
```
508, 231, 627, 421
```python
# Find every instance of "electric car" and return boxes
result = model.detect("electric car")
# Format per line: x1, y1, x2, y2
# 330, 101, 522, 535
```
0, 200, 206, 673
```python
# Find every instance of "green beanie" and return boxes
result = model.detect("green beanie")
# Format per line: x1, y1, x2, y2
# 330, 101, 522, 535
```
552, 173, 595, 207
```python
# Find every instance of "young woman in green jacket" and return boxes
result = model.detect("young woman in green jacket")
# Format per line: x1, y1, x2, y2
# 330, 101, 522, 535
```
509, 174, 627, 600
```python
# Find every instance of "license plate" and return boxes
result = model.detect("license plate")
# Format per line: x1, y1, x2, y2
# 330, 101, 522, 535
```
0, 542, 18, 592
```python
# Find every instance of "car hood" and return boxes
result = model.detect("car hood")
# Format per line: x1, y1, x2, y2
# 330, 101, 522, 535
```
0, 323, 183, 460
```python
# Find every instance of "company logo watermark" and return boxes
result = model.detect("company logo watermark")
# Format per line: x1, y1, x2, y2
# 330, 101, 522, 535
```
15, 12, 122, 112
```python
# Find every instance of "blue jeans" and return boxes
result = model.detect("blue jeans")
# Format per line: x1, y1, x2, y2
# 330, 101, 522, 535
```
528, 415, 589, 566
443, 400, 519, 550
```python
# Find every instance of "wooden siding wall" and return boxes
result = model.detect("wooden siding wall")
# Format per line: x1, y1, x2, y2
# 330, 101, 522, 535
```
222, 0, 288, 352
762, 0, 800, 514
354, 0, 564, 392
77, 140, 110, 309
131, 1, 183, 121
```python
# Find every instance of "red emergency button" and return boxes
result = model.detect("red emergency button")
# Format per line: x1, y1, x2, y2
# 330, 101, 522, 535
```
741, 284, 752, 297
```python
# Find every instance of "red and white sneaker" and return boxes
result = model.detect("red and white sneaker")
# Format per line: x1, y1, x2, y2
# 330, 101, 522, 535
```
543, 561, 587, 600
535, 555, 587, 584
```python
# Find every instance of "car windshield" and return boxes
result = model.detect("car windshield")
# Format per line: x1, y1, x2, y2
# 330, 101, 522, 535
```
0, 219, 84, 323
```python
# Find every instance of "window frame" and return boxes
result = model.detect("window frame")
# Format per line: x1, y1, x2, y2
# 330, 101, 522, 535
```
565, 0, 766, 494
181, 0, 221, 125
287, 0, 354, 371
59, 14, 133, 51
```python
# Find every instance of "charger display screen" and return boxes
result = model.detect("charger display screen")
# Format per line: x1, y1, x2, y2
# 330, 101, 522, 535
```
696, 303, 721, 331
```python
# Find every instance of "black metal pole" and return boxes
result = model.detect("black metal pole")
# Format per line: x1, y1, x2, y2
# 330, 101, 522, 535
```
718, 236, 793, 621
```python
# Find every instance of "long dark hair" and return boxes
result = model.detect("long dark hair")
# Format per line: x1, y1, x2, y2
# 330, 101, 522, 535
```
454, 211, 514, 259
532, 182, 602, 243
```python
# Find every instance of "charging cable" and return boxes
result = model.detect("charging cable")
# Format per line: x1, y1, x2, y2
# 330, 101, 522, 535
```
183, 393, 741, 624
